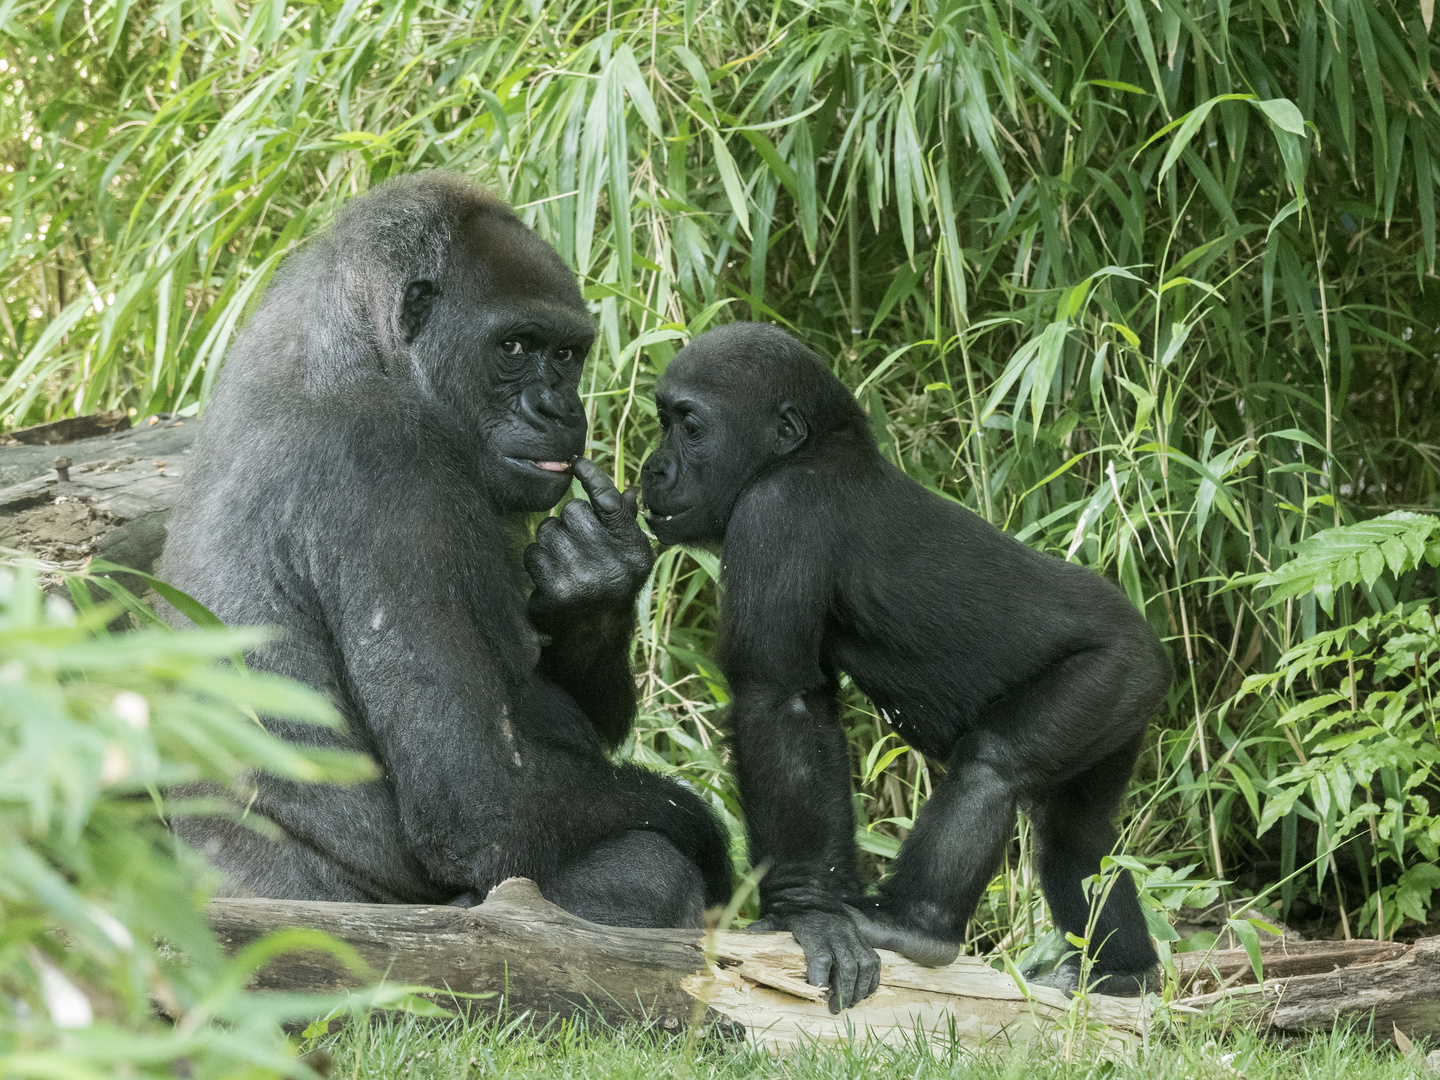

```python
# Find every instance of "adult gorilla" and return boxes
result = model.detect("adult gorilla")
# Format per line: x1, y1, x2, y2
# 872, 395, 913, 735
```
159, 172, 730, 927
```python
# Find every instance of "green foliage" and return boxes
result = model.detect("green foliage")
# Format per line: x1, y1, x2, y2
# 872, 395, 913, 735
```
1228, 516, 1440, 940
1244, 511, 1440, 614
0, 560, 411, 1078
0, 0, 1437, 952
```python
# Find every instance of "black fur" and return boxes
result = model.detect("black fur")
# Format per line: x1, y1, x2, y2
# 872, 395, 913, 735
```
159, 172, 730, 925
641, 323, 1170, 1006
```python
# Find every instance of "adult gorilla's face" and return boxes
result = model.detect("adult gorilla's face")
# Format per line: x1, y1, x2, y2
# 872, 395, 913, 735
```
404, 207, 596, 512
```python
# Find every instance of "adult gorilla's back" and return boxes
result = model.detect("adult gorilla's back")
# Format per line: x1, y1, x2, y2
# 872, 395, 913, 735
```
160, 172, 730, 924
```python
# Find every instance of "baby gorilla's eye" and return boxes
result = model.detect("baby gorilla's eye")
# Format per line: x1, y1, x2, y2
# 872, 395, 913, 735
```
556, 347, 574, 363
502, 340, 524, 356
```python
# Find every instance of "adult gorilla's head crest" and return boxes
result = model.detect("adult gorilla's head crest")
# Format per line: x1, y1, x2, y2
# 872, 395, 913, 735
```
285, 172, 596, 512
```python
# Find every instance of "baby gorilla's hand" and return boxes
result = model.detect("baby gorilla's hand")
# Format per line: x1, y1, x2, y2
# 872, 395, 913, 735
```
748, 910, 880, 1013
843, 900, 962, 968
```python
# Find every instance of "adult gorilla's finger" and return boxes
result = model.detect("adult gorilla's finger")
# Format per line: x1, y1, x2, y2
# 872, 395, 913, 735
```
859, 947, 882, 1001
536, 513, 585, 557
524, 534, 577, 588
559, 496, 601, 534
572, 458, 633, 526
622, 486, 639, 518
522, 542, 556, 583
831, 950, 860, 1013
805, 947, 834, 992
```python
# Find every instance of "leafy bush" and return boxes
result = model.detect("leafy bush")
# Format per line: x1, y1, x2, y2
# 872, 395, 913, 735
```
1226, 514, 1440, 940
0, 559, 385, 1078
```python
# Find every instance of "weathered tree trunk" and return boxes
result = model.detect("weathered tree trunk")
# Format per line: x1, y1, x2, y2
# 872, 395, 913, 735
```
1176, 937, 1440, 1043
0, 417, 195, 583
1176, 938, 1412, 991
207, 881, 1440, 1050
206, 878, 1148, 1053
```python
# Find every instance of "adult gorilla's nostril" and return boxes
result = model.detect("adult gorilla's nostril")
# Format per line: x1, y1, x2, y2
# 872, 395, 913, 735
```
521, 384, 578, 429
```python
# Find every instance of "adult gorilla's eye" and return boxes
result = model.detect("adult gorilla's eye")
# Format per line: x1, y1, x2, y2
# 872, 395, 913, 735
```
556, 347, 573, 363
682, 416, 701, 437
502, 340, 524, 356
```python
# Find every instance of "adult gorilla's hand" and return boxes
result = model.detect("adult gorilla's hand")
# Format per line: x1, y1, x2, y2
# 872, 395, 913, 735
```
748, 910, 881, 1013
525, 459, 654, 631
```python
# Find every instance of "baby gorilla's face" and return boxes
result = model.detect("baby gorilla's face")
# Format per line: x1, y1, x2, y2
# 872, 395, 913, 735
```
641, 353, 766, 546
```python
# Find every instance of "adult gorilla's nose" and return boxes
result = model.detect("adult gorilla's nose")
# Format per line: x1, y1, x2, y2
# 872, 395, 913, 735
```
520, 382, 582, 432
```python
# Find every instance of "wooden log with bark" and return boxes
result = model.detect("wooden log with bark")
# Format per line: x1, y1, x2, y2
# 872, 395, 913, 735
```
206, 880, 1440, 1051
207, 878, 1147, 1053
1174, 936, 1440, 1043
0, 415, 196, 586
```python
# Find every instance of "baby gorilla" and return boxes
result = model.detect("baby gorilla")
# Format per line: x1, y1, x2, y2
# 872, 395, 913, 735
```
641, 323, 1171, 1011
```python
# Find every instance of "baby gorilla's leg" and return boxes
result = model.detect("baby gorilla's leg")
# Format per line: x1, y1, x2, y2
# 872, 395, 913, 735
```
842, 901, 961, 967
863, 745, 1019, 963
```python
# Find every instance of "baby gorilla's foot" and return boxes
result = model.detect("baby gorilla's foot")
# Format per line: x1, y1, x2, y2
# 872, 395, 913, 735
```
843, 901, 962, 968
1091, 964, 1163, 997
1024, 956, 1162, 997
1024, 960, 1079, 996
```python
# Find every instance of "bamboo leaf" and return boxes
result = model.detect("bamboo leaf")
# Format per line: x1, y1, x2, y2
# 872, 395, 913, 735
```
709, 130, 751, 239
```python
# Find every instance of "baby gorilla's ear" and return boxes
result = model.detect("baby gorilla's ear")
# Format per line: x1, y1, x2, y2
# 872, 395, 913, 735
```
775, 402, 808, 455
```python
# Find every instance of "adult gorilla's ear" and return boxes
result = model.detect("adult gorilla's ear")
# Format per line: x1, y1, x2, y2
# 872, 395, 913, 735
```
775, 402, 808, 455
399, 279, 439, 345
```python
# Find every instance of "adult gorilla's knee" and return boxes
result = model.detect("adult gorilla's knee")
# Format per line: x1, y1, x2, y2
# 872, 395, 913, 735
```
543, 831, 706, 928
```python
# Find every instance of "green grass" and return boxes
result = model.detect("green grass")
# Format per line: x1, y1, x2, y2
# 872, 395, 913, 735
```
306, 1011, 1423, 1080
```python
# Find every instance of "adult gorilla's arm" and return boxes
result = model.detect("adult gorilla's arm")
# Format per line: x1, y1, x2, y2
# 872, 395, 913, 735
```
719, 488, 880, 1012
315, 467, 711, 897
524, 460, 653, 749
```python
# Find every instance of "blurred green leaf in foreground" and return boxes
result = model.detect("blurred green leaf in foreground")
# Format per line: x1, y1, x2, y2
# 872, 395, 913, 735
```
0, 558, 426, 1079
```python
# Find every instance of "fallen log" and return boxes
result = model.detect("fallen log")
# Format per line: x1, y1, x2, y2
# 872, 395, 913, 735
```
0, 416, 196, 582
1176, 938, 1412, 993
1175, 936, 1440, 1042
2, 408, 132, 446
207, 878, 1147, 1053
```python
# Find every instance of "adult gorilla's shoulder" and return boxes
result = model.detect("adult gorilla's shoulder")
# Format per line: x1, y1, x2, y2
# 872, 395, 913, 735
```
160, 172, 731, 924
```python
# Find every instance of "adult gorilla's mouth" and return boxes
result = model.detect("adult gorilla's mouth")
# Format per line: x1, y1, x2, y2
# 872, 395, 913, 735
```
506, 457, 572, 474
